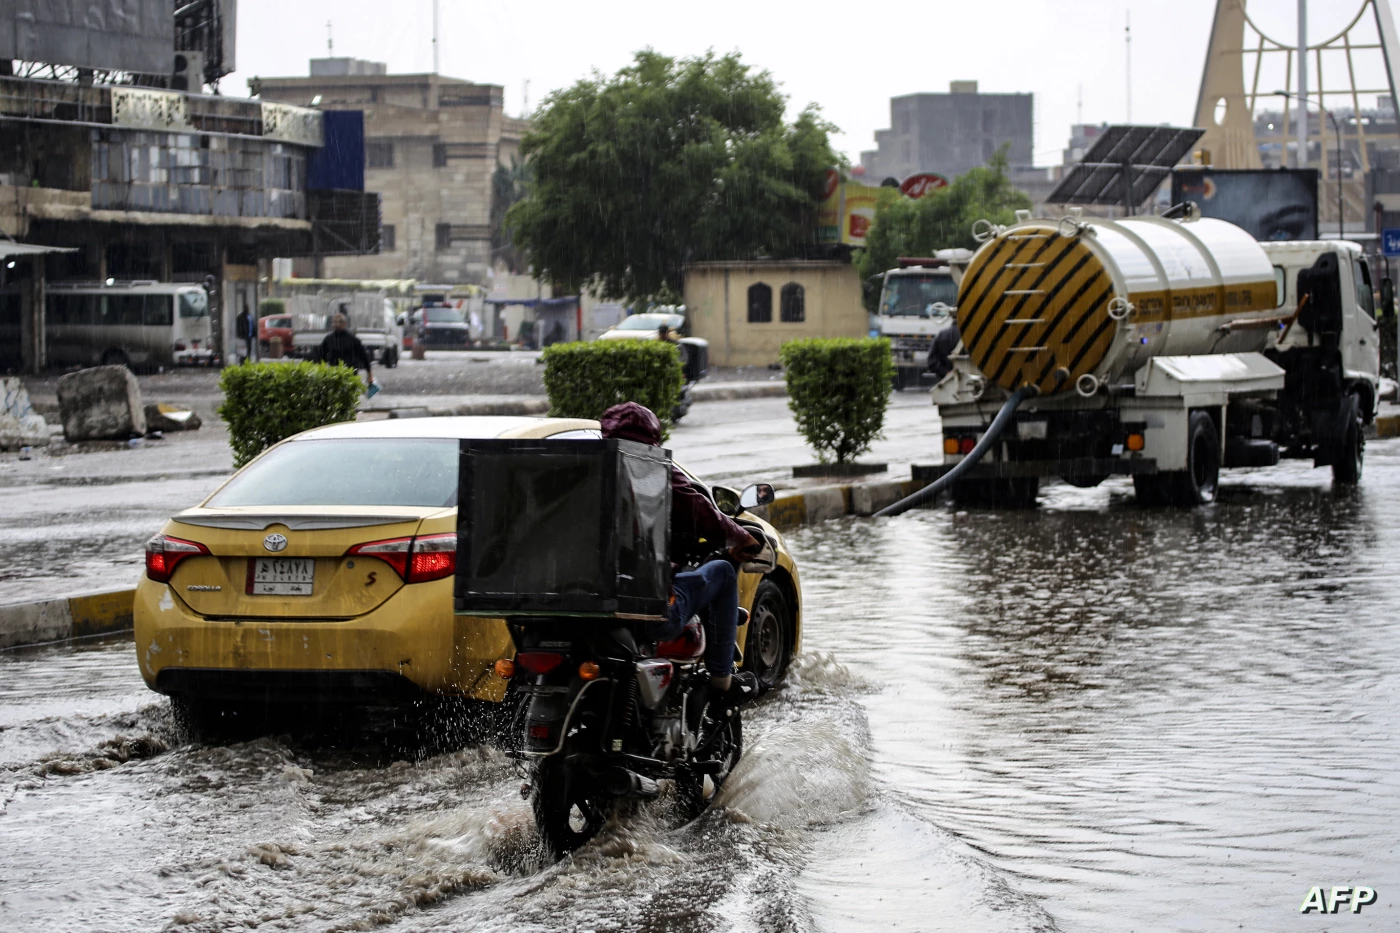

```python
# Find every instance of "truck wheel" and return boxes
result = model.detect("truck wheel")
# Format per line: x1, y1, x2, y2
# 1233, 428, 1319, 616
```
1138, 411, 1219, 507
1332, 396, 1363, 486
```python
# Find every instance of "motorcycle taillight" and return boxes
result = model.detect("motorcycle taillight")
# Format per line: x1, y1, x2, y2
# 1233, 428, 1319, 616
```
517, 651, 565, 675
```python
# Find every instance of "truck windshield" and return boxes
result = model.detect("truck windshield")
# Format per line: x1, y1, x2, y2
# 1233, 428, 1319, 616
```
881, 275, 957, 318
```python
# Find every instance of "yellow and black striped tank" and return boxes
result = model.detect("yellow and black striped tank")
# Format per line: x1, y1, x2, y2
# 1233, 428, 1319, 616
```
956, 216, 1280, 396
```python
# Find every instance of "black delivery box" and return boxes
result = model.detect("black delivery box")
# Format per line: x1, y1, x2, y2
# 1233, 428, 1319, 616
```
454, 438, 672, 620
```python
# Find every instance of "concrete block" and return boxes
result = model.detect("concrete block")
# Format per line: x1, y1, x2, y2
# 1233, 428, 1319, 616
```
803, 486, 850, 523
0, 377, 50, 450
0, 597, 72, 650
852, 481, 908, 515
57, 366, 147, 441
69, 590, 136, 638
762, 495, 808, 529
144, 403, 202, 433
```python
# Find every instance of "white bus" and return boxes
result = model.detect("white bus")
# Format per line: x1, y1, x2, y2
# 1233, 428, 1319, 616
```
46, 282, 214, 370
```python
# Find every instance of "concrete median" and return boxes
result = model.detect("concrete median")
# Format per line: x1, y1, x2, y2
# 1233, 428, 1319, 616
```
0, 588, 135, 650
752, 477, 927, 530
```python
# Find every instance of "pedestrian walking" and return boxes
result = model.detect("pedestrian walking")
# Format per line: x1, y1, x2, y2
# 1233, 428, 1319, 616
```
235, 303, 255, 364
316, 313, 375, 388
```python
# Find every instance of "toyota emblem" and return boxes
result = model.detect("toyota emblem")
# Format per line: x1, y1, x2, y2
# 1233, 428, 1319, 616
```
263, 533, 288, 552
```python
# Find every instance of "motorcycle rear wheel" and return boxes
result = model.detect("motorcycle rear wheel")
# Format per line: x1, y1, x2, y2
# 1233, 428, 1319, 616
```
532, 756, 613, 858
676, 708, 743, 819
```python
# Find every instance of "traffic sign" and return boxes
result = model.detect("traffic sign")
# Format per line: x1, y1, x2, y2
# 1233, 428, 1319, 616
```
1383, 228, 1400, 257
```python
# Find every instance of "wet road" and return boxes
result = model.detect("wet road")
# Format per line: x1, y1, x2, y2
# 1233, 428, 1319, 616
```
3, 443, 1399, 931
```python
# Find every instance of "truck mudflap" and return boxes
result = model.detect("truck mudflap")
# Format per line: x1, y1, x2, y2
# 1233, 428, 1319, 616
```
912, 457, 1158, 482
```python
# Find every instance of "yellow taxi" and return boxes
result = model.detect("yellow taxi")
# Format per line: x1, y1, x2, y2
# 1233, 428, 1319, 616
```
133, 416, 801, 719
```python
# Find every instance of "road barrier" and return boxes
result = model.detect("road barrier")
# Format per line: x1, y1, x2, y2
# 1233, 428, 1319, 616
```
0, 588, 135, 650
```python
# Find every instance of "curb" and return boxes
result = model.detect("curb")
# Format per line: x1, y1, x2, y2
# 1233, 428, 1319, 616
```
751, 478, 926, 530
690, 383, 787, 402
0, 588, 136, 651
1374, 413, 1400, 439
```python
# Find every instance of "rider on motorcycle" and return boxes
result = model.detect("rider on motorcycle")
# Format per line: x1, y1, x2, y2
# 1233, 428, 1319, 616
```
600, 402, 765, 708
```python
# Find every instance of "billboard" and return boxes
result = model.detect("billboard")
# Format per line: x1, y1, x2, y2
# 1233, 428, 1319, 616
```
1171, 169, 1319, 241
817, 171, 883, 247
1, 0, 173, 76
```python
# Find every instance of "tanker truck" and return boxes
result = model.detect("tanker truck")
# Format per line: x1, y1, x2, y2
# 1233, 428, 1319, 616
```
890, 207, 1380, 510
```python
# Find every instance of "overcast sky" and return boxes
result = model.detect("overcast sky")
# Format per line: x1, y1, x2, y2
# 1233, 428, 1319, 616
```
226, 0, 1377, 168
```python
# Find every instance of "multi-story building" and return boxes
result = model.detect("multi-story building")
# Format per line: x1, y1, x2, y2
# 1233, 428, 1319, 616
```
860, 81, 1034, 184
253, 59, 528, 285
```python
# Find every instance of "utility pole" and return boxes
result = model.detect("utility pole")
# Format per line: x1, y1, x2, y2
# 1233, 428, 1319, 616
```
1125, 10, 1132, 123
432, 0, 439, 74
1077, 84, 1083, 127
1297, 0, 1308, 167
326, 20, 333, 54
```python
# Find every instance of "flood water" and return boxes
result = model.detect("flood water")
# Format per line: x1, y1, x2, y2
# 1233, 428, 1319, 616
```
2, 444, 1398, 931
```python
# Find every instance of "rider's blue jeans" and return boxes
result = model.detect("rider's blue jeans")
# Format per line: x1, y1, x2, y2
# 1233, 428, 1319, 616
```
651, 559, 739, 677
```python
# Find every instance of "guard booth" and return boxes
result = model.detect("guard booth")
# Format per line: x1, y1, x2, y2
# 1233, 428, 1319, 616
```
454, 438, 672, 621
0, 243, 77, 373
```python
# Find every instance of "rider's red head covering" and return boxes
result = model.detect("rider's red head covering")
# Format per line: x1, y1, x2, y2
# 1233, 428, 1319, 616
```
599, 402, 662, 446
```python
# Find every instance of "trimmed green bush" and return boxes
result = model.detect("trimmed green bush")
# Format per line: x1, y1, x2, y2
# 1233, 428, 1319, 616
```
781, 337, 895, 464
258, 298, 286, 317
542, 340, 683, 440
218, 361, 363, 468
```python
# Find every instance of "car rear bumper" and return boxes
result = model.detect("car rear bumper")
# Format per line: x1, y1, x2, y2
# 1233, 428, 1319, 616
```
133, 580, 514, 703
156, 668, 423, 705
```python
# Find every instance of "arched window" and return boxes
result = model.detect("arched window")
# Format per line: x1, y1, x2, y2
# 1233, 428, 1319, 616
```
780, 282, 805, 323
747, 282, 772, 323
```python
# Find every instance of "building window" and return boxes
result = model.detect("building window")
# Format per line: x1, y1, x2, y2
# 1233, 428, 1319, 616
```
435, 223, 452, 250
381, 224, 396, 251
366, 140, 394, 168
747, 282, 772, 323
780, 283, 805, 323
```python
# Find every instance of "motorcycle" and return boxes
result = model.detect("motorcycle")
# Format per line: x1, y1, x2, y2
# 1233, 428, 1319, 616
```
503, 483, 777, 857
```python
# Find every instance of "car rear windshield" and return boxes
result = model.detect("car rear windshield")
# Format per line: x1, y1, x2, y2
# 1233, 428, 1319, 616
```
206, 438, 460, 508
423, 307, 463, 323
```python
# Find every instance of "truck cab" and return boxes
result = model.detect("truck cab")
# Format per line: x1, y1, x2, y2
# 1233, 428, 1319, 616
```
873, 254, 968, 389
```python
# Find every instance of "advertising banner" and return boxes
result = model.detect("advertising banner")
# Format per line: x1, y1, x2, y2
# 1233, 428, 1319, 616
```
111, 87, 191, 132
817, 171, 883, 247
1171, 169, 1319, 241
262, 102, 325, 147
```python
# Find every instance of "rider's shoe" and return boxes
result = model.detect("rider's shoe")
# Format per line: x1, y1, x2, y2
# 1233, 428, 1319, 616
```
714, 671, 764, 718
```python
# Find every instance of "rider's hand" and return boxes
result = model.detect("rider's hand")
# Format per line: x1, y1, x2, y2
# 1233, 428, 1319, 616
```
729, 532, 761, 562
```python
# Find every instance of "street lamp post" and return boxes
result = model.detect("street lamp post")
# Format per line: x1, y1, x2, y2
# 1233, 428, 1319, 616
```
1275, 89, 1344, 239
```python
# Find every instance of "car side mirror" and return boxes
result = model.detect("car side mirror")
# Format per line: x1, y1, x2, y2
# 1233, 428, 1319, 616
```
396, 314, 405, 326
738, 483, 775, 512
711, 485, 741, 516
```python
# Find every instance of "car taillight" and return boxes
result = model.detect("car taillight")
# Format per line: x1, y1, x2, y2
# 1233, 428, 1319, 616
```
959, 437, 976, 454
346, 532, 456, 583
145, 533, 209, 583
408, 532, 457, 582
517, 651, 564, 674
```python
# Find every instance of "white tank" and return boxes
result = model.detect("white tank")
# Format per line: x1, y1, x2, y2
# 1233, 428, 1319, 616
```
955, 214, 1280, 396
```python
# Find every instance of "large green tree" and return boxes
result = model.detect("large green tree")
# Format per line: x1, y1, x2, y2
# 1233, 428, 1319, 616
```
505, 50, 840, 302
855, 149, 1032, 310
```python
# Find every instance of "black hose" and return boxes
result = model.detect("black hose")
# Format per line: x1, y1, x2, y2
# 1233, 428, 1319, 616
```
875, 385, 1038, 518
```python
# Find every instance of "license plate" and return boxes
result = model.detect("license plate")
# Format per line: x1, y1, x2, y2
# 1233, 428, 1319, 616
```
248, 557, 315, 596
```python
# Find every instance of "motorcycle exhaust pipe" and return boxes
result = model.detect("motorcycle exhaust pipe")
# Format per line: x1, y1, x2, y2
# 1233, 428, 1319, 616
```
601, 766, 661, 799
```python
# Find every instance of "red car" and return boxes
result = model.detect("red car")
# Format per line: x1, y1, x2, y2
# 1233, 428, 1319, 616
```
258, 314, 294, 354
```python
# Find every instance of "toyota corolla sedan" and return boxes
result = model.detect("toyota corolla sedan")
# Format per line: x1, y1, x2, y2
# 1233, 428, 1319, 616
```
134, 416, 801, 722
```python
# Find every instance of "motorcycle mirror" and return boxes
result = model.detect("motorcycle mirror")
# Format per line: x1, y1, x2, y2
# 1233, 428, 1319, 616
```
711, 485, 742, 516
738, 483, 775, 511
